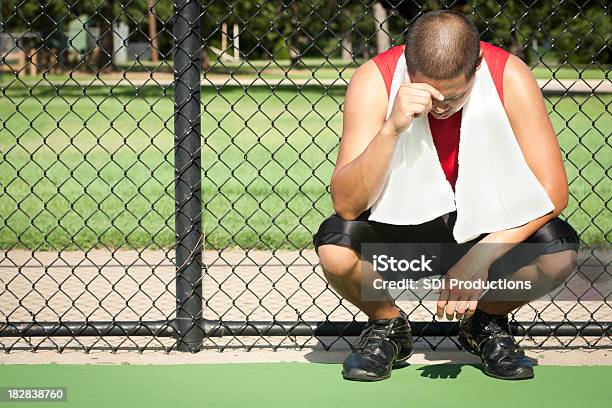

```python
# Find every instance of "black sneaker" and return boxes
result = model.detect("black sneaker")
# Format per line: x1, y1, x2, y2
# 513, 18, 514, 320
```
458, 309, 534, 380
342, 310, 413, 381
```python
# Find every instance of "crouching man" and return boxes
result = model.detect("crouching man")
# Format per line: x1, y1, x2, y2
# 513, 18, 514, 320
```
313, 10, 579, 381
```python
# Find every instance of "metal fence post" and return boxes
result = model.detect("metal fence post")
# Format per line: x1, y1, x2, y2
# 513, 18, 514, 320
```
173, 0, 203, 352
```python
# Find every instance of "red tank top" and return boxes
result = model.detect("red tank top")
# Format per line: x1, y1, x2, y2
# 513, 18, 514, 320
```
372, 41, 510, 190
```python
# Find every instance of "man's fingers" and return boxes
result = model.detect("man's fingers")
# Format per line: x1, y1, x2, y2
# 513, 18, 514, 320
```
445, 298, 458, 320
408, 102, 432, 118
399, 84, 443, 102
455, 299, 468, 320
445, 291, 460, 320
403, 93, 431, 104
465, 300, 479, 318
436, 288, 450, 319
405, 82, 445, 101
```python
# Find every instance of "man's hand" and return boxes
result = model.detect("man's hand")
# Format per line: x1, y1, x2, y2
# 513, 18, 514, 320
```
436, 247, 493, 320
384, 79, 445, 134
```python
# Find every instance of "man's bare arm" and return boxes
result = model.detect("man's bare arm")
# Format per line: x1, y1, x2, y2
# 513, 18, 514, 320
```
475, 54, 570, 259
331, 60, 444, 220
330, 60, 398, 220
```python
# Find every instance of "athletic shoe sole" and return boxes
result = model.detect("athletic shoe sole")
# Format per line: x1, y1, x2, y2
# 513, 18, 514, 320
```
342, 348, 414, 382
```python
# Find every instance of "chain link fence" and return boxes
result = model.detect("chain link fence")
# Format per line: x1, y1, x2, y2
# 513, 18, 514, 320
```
0, 1, 610, 352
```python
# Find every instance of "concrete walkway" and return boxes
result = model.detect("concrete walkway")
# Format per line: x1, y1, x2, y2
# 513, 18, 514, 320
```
38, 74, 612, 94
2, 347, 611, 366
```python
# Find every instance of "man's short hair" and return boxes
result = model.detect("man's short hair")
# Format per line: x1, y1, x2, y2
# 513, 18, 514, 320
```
405, 10, 481, 80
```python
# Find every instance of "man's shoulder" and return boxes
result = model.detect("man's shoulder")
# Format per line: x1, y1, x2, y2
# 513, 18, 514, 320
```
349, 58, 388, 97
368, 44, 405, 98
370, 44, 405, 73
501, 53, 545, 124
342, 57, 389, 130
503, 54, 538, 94
481, 41, 512, 73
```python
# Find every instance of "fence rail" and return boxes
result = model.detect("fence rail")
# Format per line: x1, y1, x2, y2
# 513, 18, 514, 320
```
0, 0, 610, 352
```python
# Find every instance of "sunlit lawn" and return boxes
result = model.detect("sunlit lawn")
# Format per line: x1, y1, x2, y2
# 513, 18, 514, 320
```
0, 83, 609, 250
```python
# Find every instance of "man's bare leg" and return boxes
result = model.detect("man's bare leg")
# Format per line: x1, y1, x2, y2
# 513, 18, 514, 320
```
317, 244, 414, 381
317, 244, 400, 320
477, 249, 578, 315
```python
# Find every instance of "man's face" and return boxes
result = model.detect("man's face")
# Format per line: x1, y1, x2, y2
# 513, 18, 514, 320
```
411, 72, 476, 119
409, 52, 483, 120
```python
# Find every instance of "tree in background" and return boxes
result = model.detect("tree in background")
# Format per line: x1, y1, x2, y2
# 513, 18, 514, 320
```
94, 0, 115, 71
147, 0, 159, 63
469, 0, 610, 65
0, 0, 608, 72
124, 0, 173, 61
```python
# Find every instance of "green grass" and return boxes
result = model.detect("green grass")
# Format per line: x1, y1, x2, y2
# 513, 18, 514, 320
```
530, 66, 609, 80
0, 363, 611, 408
0, 84, 609, 250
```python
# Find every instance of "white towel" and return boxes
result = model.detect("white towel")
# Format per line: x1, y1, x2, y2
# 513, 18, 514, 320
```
367, 54, 555, 243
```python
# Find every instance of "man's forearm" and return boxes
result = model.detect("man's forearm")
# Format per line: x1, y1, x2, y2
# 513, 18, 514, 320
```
331, 123, 401, 219
473, 211, 560, 267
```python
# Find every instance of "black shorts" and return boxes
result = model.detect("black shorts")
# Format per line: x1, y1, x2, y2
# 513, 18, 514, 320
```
313, 208, 580, 279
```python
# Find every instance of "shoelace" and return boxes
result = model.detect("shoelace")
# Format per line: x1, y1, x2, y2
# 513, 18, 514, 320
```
353, 320, 410, 355
353, 324, 388, 354
480, 321, 523, 357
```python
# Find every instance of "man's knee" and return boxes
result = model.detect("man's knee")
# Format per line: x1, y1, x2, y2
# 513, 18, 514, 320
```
536, 249, 578, 285
317, 244, 361, 279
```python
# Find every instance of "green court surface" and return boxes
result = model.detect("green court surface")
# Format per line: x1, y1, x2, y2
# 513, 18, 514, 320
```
1, 363, 610, 407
